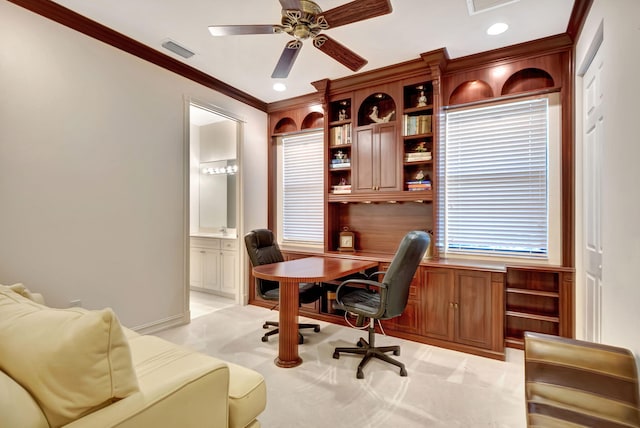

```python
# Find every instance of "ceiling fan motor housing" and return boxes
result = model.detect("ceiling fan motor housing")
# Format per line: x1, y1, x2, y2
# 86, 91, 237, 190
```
281, 0, 325, 40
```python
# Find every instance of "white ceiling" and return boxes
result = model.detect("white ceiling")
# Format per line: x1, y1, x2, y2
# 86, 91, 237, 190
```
52, 0, 575, 104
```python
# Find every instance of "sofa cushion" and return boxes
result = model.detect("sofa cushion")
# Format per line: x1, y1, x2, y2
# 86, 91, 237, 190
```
227, 362, 267, 428
0, 369, 49, 428
0, 288, 139, 428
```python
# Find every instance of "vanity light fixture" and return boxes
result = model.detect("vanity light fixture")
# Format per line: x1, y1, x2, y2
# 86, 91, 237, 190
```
202, 165, 238, 175
487, 22, 509, 35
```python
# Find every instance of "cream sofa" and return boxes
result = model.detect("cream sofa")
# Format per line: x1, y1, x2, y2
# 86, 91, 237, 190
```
0, 284, 266, 428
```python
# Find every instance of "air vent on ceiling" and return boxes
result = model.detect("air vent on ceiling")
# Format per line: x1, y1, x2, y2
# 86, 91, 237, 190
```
466, 0, 519, 15
161, 39, 195, 59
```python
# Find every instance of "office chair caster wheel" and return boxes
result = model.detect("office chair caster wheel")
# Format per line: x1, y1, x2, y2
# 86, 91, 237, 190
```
298, 336, 304, 345
261, 336, 268, 342
400, 367, 408, 377
314, 326, 320, 332
357, 339, 365, 347
332, 352, 340, 359
356, 369, 364, 379
262, 323, 269, 329
393, 349, 400, 356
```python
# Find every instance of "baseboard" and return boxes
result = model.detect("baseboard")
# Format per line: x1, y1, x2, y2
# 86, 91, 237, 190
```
131, 311, 190, 335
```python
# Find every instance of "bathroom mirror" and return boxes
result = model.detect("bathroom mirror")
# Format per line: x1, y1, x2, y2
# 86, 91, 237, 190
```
199, 159, 237, 230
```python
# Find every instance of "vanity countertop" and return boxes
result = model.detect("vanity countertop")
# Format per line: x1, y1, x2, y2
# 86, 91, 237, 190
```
190, 232, 237, 240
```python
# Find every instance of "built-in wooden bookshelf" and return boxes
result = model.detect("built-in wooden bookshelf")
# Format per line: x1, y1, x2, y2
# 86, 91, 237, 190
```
505, 265, 574, 349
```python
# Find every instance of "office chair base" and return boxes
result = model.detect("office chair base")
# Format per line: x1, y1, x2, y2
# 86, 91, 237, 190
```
261, 321, 321, 344
333, 324, 407, 379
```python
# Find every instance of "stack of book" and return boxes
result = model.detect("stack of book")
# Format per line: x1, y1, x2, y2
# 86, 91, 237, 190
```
403, 114, 432, 136
406, 180, 431, 191
404, 151, 432, 162
331, 184, 352, 194
330, 158, 351, 169
330, 123, 352, 146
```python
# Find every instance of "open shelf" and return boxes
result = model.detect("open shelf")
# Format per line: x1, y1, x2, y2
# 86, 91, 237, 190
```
504, 266, 574, 348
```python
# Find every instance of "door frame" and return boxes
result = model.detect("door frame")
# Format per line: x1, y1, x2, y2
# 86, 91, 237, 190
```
184, 97, 246, 318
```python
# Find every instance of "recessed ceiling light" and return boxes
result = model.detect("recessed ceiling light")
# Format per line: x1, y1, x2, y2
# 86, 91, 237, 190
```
487, 22, 509, 35
273, 83, 287, 92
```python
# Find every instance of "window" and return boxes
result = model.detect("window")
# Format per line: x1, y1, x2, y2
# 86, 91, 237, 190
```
278, 131, 324, 245
441, 95, 561, 261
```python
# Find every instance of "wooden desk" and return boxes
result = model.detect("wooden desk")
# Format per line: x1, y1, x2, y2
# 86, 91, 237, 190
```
252, 256, 378, 368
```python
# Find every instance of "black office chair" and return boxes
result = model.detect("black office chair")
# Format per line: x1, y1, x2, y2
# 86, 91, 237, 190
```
244, 229, 321, 344
332, 230, 430, 379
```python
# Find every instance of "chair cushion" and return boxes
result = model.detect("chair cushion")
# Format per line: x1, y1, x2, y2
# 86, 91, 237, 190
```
338, 289, 381, 316
0, 288, 139, 428
299, 282, 321, 304
262, 282, 320, 303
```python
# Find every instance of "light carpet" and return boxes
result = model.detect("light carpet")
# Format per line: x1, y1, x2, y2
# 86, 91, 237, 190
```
155, 303, 526, 427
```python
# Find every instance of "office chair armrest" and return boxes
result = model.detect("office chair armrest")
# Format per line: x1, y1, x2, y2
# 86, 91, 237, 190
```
366, 271, 386, 280
336, 279, 387, 294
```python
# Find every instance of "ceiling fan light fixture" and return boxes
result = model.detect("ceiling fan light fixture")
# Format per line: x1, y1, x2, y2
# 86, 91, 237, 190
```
487, 22, 509, 35
273, 82, 287, 92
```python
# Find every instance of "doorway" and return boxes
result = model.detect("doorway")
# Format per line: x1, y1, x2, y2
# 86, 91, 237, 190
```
187, 100, 242, 316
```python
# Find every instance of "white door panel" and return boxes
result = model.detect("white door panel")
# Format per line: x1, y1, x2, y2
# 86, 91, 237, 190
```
582, 48, 604, 342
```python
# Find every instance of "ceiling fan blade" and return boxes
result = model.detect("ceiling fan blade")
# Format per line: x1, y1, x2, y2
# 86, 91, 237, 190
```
271, 40, 303, 78
321, 0, 392, 29
279, 0, 302, 10
208, 25, 282, 36
313, 34, 367, 72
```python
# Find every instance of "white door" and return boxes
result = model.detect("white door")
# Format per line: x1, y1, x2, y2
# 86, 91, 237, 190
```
582, 47, 604, 343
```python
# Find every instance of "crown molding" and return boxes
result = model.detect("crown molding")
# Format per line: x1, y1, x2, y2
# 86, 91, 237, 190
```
8, 0, 268, 112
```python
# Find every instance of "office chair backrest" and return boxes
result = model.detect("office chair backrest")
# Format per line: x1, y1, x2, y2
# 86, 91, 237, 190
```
244, 229, 284, 295
380, 231, 430, 319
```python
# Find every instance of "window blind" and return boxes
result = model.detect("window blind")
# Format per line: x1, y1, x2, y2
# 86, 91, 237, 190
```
282, 132, 324, 244
443, 98, 549, 257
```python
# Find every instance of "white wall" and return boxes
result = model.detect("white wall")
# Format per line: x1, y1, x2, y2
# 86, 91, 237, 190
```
0, 2, 268, 329
575, 0, 640, 354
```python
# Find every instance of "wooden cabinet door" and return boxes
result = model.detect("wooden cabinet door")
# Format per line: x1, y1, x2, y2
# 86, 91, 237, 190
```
376, 122, 401, 191
422, 267, 454, 341
454, 270, 492, 349
353, 126, 375, 192
380, 263, 421, 334
353, 123, 401, 193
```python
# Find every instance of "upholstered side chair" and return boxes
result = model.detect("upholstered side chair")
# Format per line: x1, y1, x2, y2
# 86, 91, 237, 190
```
524, 331, 640, 427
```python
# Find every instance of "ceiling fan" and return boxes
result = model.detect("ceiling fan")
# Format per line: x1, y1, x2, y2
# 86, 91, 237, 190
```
208, 0, 393, 78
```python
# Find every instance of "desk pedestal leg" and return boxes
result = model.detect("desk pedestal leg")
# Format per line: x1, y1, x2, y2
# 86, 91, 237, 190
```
275, 279, 302, 368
